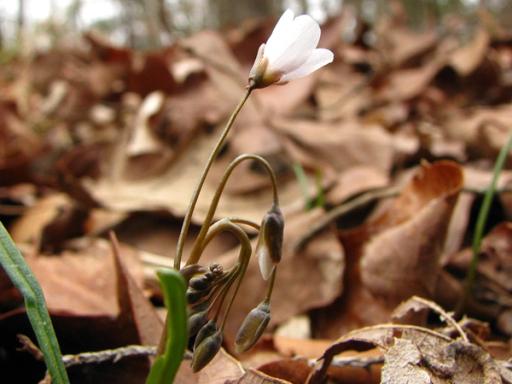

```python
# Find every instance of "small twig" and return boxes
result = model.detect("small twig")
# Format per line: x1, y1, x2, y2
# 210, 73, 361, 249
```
61, 345, 158, 368
0, 204, 26, 215
294, 183, 512, 251
411, 296, 468, 343
17, 334, 44, 361
306, 355, 384, 369
294, 186, 399, 251
18, 335, 193, 383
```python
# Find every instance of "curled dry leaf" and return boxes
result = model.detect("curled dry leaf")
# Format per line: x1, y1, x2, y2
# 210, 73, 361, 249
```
21, 238, 143, 318
444, 104, 512, 157
309, 321, 504, 384
126, 91, 165, 157
310, 161, 463, 339
360, 161, 463, 302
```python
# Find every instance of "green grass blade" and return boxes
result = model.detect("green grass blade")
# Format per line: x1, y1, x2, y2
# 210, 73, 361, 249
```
314, 169, 325, 208
146, 268, 187, 384
460, 134, 512, 312
0, 221, 69, 384
293, 163, 313, 210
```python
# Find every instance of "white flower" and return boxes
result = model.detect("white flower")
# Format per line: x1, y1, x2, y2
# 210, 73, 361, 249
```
249, 9, 334, 88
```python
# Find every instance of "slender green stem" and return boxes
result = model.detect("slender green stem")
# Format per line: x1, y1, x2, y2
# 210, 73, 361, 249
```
220, 251, 250, 331
200, 218, 253, 262
207, 268, 239, 316
212, 269, 240, 323
223, 217, 261, 231
186, 154, 279, 266
458, 134, 512, 314
264, 267, 277, 304
174, 88, 253, 270
198, 219, 252, 328
0, 222, 69, 384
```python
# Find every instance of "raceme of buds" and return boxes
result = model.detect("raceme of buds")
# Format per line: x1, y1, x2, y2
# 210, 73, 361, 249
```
256, 205, 284, 280
249, 9, 333, 89
235, 301, 271, 353
186, 263, 225, 305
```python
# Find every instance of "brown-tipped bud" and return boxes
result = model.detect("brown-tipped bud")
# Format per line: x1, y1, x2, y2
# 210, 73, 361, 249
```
234, 301, 270, 353
256, 205, 284, 280
205, 263, 224, 280
191, 330, 223, 372
188, 310, 209, 338
193, 320, 218, 350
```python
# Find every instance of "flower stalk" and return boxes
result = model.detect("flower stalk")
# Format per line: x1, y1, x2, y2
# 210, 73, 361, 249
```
173, 87, 253, 270
156, 8, 334, 374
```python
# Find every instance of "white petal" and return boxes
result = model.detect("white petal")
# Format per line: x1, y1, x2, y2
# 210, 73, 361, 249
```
257, 242, 274, 280
279, 48, 333, 82
266, 14, 321, 74
264, 10, 295, 61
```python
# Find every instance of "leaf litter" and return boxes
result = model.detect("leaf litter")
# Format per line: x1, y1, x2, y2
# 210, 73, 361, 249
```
3, 7, 512, 384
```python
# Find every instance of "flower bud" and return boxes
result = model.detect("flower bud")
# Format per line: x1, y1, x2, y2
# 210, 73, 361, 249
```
256, 205, 284, 280
205, 263, 224, 280
193, 319, 218, 350
186, 287, 211, 305
191, 330, 223, 372
189, 274, 211, 291
235, 301, 271, 353
188, 310, 209, 338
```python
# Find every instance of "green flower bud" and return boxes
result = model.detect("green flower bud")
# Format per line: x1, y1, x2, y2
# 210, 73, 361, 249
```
188, 310, 209, 338
193, 320, 218, 350
234, 301, 271, 353
256, 205, 284, 280
191, 330, 223, 372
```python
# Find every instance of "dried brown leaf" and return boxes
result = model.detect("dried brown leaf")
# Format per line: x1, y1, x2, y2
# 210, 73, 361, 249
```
360, 161, 463, 302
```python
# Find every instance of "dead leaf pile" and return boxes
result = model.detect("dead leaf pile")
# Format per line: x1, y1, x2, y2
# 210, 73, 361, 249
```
2, 7, 512, 384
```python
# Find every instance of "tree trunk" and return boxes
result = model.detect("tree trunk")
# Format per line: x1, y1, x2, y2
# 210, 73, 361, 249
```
17, 0, 25, 45
210, 0, 282, 28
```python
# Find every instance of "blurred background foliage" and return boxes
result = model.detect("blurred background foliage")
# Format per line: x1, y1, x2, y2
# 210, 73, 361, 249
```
0, 0, 511, 52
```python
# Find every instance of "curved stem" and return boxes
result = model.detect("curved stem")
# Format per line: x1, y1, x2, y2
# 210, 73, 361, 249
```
211, 268, 240, 322
220, 248, 251, 331
174, 88, 253, 270
223, 217, 261, 231
263, 267, 277, 304
186, 154, 279, 266
198, 219, 253, 325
